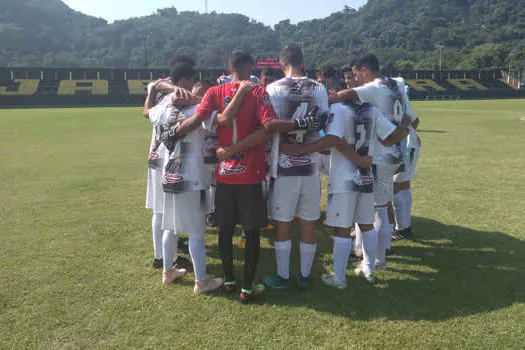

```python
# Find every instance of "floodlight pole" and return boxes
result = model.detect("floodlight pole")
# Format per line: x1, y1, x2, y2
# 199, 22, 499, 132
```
437, 45, 444, 71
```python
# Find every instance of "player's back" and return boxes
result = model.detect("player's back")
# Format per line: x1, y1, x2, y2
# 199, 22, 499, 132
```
354, 78, 405, 123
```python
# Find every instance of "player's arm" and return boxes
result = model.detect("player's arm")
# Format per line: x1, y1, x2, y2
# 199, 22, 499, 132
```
143, 82, 157, 119
412, 117, 420, 130
381, 115, 410, 146
334, 139, 372, 169
215, 81, 257, 126
216, 127, 268, 162
328, 88, 358, 105
155, 80, 200, 105
279, 135, 340, 156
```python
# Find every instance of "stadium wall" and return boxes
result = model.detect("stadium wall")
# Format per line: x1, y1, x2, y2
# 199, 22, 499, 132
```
0, 68, 523, 107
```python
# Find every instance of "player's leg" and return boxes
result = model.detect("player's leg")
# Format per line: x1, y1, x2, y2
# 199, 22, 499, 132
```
353, 192, 377, 283
146, 166, 165, 267
238, 182, 268, 303
321, 193, 354, 289
151, 212, 164, 268
404, 146, 421, 238
264, 177, 300, 289
374, 164, 396, 270
205, 165, 217, 228
161, 192, 190, 285
296, 176, 321, 288
215, 182, 237, 291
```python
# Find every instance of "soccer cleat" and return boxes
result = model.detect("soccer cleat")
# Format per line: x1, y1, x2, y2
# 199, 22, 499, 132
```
295, 273, 311, 289
194, 277, 224, 296
375, 262, 387, 271
206, 212, 217, 228
354, 266, 376, 284
163, 268, 187, 285
223, 280, 237, 293
173, 256, 192, 269
152, 258, 163, 269
263, 274, 290, 290
321, 273, 347, 289
239, 284, 265, 304
392, 230, 405, 241
238, 237, 246, 249
403, 227, 414, 240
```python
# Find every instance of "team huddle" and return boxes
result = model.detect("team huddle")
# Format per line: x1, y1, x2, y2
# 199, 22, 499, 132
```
142, 45, 421, 302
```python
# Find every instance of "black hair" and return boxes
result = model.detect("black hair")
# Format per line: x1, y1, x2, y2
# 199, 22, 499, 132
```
342, 59, 357, 72
354, 53, 380, 73
170, 54, 196, 67
280, 45, 304, 67
229, 50, 254, 73
318, 66, 336, 79
261, 67, 280, 77
325, 79, 346, 94
170, 62, 196, 83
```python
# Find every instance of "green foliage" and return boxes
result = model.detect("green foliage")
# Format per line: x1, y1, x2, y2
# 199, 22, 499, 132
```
0, 0, 524, 72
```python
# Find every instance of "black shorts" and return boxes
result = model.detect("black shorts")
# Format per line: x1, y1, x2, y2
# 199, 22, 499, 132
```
215, 181, 268, 229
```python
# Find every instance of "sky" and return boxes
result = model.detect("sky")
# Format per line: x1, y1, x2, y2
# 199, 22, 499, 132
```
62, 0, 367, 26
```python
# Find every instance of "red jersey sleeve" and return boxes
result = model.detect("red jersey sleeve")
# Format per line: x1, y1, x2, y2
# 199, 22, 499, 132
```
254, 86, 277, 125
195, 87, 218, 119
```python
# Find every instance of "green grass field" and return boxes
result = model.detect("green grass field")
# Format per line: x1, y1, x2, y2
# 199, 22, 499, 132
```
1, 100, 525, 349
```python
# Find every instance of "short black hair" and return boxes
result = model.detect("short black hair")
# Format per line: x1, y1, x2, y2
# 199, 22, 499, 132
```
261, 67, 280, 77
170, 62, 196, 83
318, 66, 336, 79
169, 54, 196, 68
354, 54, 380, 73
229, 50, 254, 73
342, 59, 356, 72
280, 45, 304, 67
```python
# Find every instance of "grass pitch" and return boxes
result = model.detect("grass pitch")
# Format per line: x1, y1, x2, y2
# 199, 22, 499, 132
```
1, 100, 525, 348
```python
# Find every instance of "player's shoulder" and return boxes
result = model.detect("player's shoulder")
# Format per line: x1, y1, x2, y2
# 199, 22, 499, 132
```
266, 77, 290, 93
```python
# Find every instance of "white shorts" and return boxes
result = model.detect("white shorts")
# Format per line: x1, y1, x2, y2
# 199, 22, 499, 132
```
145, 166, 165, 214
270, 176, 321, 222
374, 163, 399, 206
319, 153, 330, 176
326, 192, 375, 228
394, 146, 421, 183
163, 190, 206, 235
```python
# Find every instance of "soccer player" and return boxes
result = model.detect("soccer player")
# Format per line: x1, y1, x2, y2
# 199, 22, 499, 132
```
261, 45, 330, 290
330, 53, 413, 274
260, 67, 280, 87
392, 77, 421, 240
162, 50, 326, 302
145, 59, 234, 295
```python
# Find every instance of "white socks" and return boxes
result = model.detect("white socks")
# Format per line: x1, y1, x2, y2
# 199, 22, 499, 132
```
162, 230, 179, 273
394, 190, 408, 230
374, 207, 390, 266
189, 235, 207, 281
333, 237, 352, 283
274, 240, 291, 279
300, 242, 317, 278
406, 189, 412, 228
354, 224, 363, 253
152, 213, 163, 260
206, 186, 216, 214
361, 228, 378, 275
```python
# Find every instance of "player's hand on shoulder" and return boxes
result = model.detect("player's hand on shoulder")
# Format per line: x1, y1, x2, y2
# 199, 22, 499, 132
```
238, 80, 257, 95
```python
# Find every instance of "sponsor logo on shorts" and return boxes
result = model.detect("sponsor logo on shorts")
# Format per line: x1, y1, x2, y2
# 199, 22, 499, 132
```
164, 173, 184, 183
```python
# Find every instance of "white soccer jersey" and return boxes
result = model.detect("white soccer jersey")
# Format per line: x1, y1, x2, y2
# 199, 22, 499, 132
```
150, 99, 207, 193
326, 102, 395, 194
354, 77, 414, 164
394, 77, 420, 150
266, 76, 329, 178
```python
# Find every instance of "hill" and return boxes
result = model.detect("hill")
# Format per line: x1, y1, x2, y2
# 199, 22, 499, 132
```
0, 0, 524, 71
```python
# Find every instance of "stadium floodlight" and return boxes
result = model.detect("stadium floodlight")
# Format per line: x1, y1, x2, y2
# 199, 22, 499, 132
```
436, 45, 445, 71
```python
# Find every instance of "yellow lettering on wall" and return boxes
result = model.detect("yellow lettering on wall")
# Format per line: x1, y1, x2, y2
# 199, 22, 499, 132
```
406, 79, 446, 92
447, 79, 488, 91
127, 80, 151, 95
58, 80, 108, 95
0, 79, 40, 96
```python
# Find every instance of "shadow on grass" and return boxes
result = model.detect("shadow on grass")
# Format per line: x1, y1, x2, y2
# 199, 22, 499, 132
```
204, 217, 525, 321
417, 129, 451, 134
